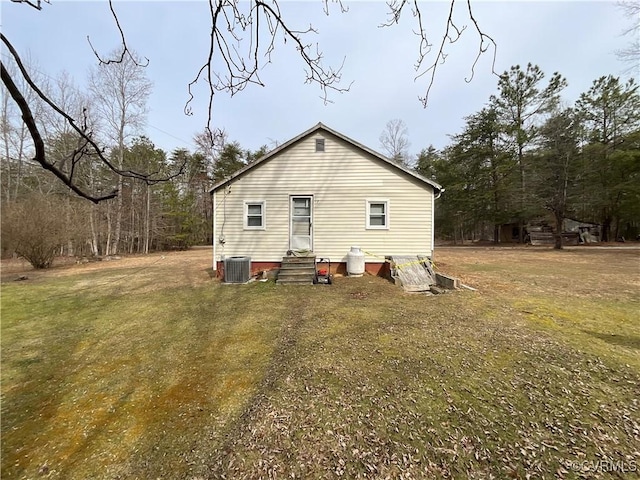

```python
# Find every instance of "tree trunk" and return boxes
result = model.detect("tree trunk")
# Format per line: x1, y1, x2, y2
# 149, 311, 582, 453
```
613, 216, 621, 241
105, 201, 113, 256
89, 205, 99, 256
144, 183, 151, 254
14, 124, 26, 201
517, 123, 526, 244
602, 215, 612, 242
129, 185, 135, 254
553, 211, 564, 250
112, 129, 125, 255
1, 94, 12, 203
112, 171, 124, 254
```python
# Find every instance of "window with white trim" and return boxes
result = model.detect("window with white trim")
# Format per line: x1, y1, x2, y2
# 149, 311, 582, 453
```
244, 201, 266, 230
366, 200, 389, 229
315, 138, 325, 152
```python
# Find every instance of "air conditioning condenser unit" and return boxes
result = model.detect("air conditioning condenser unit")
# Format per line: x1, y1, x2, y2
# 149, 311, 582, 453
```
224, 256, 251, 283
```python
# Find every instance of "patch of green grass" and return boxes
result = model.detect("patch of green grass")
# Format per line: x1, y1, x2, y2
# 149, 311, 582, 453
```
514, 295, 640, 368
2, 248, 639, 479
1, 274, 288, 479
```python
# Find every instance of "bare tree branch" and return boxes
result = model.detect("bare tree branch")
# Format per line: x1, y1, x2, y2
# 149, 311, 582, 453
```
9, 0, 48, 11
413, 0, 461, 106
464, 0, 497, 84
185, 0, 352, 145
383, 0, 497, 107
87, 0, 149, 67
322, 0, 348, 16
1, 33, 185, 203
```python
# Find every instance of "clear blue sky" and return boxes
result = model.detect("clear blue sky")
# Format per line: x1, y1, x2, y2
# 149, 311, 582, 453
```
2, 1, 634, 158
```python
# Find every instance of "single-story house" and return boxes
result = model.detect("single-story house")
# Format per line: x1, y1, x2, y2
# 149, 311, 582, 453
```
209, 122, 443, 278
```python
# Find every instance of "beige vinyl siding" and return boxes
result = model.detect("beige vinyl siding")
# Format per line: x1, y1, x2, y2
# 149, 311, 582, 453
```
214, 131, 434, 263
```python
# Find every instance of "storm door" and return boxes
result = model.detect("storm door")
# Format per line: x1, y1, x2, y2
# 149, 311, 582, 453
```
290, 196, 313, 251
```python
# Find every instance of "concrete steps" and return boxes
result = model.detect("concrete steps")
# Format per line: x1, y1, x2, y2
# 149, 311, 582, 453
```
277, 255, 316, 285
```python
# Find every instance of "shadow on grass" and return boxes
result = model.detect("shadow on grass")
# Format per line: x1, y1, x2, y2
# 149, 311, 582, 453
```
583, 330, 640, 350
1, 296, 108, 479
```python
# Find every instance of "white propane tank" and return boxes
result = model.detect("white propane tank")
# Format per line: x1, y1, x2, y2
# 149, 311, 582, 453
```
347, 246, 365, 276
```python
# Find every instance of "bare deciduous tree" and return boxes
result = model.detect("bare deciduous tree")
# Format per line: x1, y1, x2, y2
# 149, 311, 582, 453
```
379, 119, 411, 165
193, 127, 228, 178
616, 0, 640, 76
88, 50, 152, 254
0, 55, 47, 202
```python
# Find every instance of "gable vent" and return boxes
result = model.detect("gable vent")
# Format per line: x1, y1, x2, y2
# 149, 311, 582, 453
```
224, 256, 251, 283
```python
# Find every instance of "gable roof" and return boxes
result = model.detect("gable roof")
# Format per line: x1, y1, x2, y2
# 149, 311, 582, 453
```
209, 122, 443, 194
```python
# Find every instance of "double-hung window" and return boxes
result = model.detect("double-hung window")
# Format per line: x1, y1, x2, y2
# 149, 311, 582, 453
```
366, 200, 389, 229
244, 201, 266, 230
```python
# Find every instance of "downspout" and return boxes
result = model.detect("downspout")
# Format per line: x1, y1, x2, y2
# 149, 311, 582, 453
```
212, 189, 217, 272
431, 187, 443, 258
431, 190, 435, 258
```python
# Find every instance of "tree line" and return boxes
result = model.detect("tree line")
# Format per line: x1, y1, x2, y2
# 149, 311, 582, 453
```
1, 52, 266, 268
412, 64, 639, 248
3, 56, 638, 267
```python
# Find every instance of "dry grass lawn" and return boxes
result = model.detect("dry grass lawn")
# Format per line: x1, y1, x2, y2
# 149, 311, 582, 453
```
1, 245, 639, 479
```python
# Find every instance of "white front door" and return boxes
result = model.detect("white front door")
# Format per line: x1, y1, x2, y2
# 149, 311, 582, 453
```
290, 196, 313, 251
